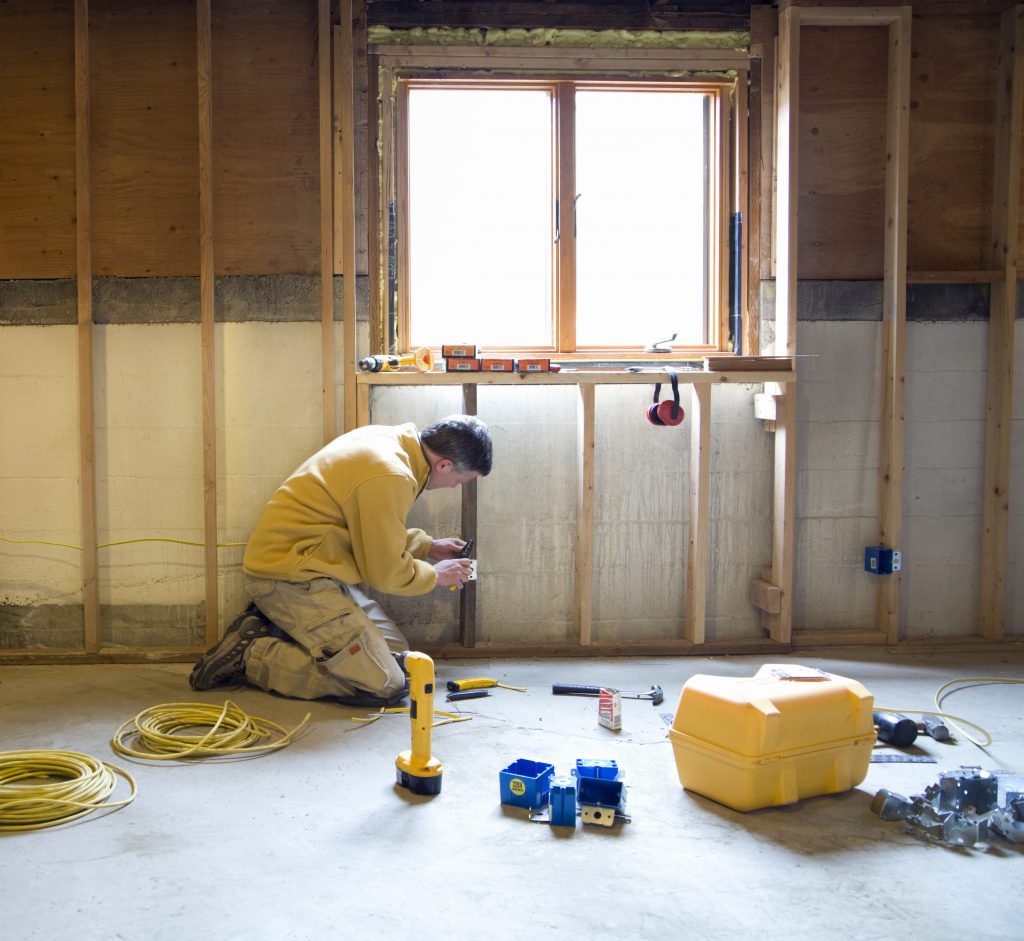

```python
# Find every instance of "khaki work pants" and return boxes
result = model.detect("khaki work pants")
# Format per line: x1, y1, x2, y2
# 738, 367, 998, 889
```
242, 576, 409, 700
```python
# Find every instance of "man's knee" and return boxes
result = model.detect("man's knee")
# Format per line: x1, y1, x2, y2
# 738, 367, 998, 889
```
321, 625, 406, 696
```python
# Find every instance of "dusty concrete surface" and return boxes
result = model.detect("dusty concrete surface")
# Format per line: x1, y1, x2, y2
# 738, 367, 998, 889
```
1, 648, 1022, 940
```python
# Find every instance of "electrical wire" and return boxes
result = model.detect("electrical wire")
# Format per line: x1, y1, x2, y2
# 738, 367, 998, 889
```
111, 701, 310, 761
0, 749, 137, 832
1, 534, 246, 551
350, 706, 472, 727
935, 676, 1024, 748
876, 676, 1024, 750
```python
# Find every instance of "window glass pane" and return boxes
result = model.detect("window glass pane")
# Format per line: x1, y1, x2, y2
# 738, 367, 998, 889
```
575, 90, 709, 348
407, 87, 553, 348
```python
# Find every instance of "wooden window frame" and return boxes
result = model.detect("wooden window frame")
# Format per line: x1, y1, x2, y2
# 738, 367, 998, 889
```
372, 46, 747, 363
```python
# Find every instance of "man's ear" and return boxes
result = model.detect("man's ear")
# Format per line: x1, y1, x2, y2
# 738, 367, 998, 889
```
434, 457, 453, 474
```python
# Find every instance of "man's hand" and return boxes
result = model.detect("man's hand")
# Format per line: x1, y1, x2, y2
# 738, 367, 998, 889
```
429, 537, 467, 561
434, 558, 473, 589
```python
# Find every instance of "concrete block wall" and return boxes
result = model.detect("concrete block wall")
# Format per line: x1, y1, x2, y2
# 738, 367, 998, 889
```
795, 321, 882, 632
1, 283, 1021, 648
780, 282, 1024, 639
369, 380, 772, 646
0, 320, 327, 647
900, 323, 989, 637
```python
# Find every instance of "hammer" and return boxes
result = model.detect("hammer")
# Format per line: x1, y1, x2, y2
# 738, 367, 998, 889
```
552, 683, 664, 706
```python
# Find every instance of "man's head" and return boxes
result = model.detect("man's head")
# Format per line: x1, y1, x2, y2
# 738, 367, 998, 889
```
420, 415, 493, 490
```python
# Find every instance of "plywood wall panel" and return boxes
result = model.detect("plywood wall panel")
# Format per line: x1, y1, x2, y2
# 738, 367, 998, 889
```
89, 0, 199, 276
798, 26, 888, 281
908, 14, 1000, 272
0, 1, 76, 280
212, 0, 320, 275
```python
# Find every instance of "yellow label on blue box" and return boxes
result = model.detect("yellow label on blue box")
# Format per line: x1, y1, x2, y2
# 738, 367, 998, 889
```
509, 778, 526, 796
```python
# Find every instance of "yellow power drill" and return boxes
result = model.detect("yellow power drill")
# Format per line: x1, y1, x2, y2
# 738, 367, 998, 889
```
394, 651, 443, 796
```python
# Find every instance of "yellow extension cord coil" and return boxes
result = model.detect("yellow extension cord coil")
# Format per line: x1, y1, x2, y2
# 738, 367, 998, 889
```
110, 700, 310, 761
0, 749, 137, 832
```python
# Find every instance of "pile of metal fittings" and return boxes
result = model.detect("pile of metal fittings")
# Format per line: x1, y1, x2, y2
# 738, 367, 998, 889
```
871, 766, 1024, 848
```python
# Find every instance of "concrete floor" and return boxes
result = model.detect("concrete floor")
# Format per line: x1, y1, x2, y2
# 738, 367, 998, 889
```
1, 648, 1022, 940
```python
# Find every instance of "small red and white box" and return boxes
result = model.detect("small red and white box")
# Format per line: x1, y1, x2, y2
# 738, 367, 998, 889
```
445, 357, 482, 372
598, 688, 622, 731
481, 358, 516, 372
518, 358, 551, 373
442, 344, 478, 358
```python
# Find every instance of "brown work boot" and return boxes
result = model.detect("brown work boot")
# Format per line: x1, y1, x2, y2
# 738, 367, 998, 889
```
188, 605, 278, 690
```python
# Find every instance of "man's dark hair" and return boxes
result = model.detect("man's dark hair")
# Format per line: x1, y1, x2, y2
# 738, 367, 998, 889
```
421, 415, 493, 475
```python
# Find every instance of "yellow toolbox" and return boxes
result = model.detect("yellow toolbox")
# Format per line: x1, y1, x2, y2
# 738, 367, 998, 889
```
668, 664, 875, 812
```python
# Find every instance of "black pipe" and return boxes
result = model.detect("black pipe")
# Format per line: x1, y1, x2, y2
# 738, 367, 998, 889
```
729, 211, 742, 355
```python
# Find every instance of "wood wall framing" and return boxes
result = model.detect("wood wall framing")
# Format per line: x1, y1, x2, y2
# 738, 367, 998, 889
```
0, 0, 338, 662
980, 5, 1023, 638
1, 1, 1022, 662
74, 0, 99, 652
357, 368, 797, 658
197, 0, 219, 646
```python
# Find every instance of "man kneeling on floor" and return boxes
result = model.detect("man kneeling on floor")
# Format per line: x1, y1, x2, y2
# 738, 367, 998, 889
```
190, 415, 492, 706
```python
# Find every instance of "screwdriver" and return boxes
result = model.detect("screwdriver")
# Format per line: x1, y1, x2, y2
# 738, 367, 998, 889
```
446, 677, 527, 693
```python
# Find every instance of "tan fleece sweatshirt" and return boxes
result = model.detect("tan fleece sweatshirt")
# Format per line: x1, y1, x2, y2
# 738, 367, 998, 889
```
242, 422, 436, 595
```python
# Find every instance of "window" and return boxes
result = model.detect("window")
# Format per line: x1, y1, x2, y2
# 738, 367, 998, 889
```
383, 69, 735, 358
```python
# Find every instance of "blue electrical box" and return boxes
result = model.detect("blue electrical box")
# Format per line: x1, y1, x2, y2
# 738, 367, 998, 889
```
575, 758, 619, 780
864, 546, 902, 575
499, 758, 554, 809
548, 774, 577, 827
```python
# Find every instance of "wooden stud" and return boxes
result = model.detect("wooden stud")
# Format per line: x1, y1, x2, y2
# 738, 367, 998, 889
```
74, 0, 99, 654
574, 383, 595, 645
319, 0, 337, 442
394, 79, 410, 352
373, 46, 751, 73
557, 82, 577, 353
197, 0, 219, 646
876, 8, 912, 644
765, 4, 800, 644
797, 7, 907, 28
357, 369, 797, 389
980, 5, 1023, 640
337, 5, 361, 434
750, 3, 777, 349
366, 54, 385, 355
459, 384, 478, 647
735, 70, 750, 356
717, 86, 731, 348
685, 383, 710, 644
774, 4, 799, 360
791, 630, 888, 647
777, 4, 910, 644
749, 578, 782, 616
763, 396, 796, 643
415, 638, 790, 661
356, 382, 370, 429
908, 270, 1005, 284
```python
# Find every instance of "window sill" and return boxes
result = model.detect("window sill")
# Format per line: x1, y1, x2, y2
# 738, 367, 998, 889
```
356, 366, 795, 386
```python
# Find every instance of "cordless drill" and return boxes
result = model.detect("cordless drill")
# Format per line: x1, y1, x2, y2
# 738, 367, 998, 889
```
394, 651, 443, 796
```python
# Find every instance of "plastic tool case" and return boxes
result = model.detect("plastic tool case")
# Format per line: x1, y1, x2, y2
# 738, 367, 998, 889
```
668, 664, 875, 811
